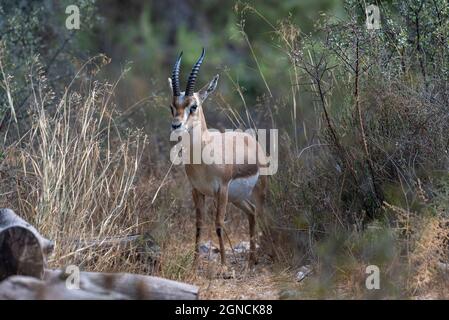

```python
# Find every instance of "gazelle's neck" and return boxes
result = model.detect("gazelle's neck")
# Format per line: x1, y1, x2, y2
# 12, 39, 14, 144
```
185, 110, 211, 165
194, 109, 210, 144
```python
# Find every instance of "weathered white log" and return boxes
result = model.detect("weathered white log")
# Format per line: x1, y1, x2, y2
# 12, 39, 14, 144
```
0, 275, 127, 300
48, 268, 198, 300
0, 208, 53, 281
0, 269, 199, 300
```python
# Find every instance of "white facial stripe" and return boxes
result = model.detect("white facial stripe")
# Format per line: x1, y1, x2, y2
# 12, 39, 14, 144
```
177, 93, 185, 103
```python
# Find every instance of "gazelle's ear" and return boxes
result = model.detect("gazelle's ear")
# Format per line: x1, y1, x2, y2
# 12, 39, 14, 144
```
199, 74, 219, 101
168, 77, 173, 93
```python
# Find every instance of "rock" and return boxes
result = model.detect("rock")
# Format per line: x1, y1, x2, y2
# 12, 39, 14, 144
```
233, 241, 259, 254
199, 241, 219, 260
295, 265, 312, 282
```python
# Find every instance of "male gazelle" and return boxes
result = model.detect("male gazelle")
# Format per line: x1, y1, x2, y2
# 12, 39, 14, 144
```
168, 49, 267, 266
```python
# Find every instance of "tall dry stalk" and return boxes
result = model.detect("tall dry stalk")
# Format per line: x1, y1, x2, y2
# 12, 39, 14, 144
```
1, 56, 148, 272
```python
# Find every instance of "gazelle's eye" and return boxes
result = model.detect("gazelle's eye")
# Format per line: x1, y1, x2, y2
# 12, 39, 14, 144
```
190, 104, 197, 113
170, 105, 175, 116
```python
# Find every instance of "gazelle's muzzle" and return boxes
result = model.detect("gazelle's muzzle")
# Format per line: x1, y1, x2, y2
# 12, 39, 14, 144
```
171, 120, 182, 130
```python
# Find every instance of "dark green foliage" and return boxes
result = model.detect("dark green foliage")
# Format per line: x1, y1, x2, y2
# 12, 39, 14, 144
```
0, 0, 97, 137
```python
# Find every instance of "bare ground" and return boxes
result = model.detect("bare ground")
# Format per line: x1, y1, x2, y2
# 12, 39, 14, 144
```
160, 201, 293, 300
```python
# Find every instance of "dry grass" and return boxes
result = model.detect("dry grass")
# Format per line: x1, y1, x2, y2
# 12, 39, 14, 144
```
0, 56, 153, 274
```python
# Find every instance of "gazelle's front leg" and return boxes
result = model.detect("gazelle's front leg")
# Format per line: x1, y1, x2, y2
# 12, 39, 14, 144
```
216, 185, 228, 265
192, 188, 205, 264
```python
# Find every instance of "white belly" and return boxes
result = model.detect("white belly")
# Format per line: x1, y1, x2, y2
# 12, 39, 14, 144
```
228, 173, 259, 202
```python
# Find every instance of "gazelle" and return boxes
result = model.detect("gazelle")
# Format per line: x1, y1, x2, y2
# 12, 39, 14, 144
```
168, 48, 267, 266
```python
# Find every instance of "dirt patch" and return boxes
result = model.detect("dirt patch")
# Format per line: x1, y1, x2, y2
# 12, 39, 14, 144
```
194, 241, 280, 299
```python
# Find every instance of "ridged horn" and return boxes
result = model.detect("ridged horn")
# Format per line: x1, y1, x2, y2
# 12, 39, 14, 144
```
185, 48, 205, 96
171, 51, 183, 96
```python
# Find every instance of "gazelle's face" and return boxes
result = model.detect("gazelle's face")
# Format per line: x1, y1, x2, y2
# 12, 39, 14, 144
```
168, 49, 219, 132
169, 92, 202, 132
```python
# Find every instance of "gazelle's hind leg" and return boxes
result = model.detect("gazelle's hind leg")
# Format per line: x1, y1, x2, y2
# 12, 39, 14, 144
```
233, 200, 257, 265
253, 175, 267, 223
216, 186, 228, 265
249, 175, 267, 264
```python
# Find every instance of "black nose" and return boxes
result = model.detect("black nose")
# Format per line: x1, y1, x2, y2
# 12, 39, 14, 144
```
172, 122, 181, 130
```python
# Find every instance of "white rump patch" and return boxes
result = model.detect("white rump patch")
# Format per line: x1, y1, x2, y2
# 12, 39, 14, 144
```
228, 173, 259, 202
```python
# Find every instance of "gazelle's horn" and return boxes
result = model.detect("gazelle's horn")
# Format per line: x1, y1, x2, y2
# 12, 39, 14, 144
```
185, 48, 205, 96
171, 51, 183, 96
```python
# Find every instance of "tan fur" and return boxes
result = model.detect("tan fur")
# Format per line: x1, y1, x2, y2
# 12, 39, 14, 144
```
170, 77, 266, 266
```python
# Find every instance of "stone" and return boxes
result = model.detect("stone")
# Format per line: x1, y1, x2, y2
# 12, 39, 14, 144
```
295, 265, 312, 282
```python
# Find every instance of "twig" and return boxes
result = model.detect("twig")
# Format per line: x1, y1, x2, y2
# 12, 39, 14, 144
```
151, 162, 174, 205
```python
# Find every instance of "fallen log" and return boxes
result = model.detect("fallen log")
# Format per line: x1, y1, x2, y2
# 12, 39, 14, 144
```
0, 208, 198, 299
0, 275, 128, 299
0, 269, 198, 300
0, 208, 53, 281
45, 268, 198, 299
